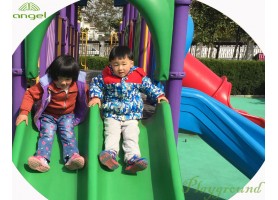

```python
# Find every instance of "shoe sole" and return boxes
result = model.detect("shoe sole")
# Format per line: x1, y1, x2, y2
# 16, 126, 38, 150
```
65, 157, 85, 170
125, 160, 148, 174
28, 157, 50, 172
99, 152, 119, 170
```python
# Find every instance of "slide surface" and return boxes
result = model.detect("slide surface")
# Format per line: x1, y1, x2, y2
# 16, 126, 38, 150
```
179, 87, 265, 179
183, 53, 265, 128
13, 103, 184, 200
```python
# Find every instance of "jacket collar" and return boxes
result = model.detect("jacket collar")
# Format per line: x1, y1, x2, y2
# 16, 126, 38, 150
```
106, 65, 137, 78
48, 82, 78, 93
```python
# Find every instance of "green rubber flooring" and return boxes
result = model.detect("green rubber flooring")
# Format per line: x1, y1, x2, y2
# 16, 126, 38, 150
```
178, 96, 265, 200
230, 96, 265, 118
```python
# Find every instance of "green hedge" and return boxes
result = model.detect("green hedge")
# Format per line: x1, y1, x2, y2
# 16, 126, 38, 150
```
79, 56, 109, 70
80, 56, 265, 95
199, 58, 265, 95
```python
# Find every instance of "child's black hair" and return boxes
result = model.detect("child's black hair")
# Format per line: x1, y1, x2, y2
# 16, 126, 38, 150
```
109, 46, 133, 61
46, 55, 80, 81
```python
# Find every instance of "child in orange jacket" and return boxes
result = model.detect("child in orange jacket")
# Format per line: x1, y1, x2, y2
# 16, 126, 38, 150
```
16, 55, 88, 172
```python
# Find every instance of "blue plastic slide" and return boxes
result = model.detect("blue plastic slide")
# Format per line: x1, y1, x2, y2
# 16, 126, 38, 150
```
179, 87, 265, 179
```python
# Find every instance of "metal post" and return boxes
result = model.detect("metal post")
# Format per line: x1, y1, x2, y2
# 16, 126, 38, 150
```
133, 7, 138, 20
70, 4, 75, 56
126, 3, 131, 25
166, 0, 192, 143
77, 22, 81, 62
121, 5, 127, 46
119, 21, 123, 45
130, 5, 134, 20
60, 8, 67, 55
138, 18, 146, 68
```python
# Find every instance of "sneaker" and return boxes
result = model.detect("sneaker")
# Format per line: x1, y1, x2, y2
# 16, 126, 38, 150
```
99, 150, 119, 170
125, 155, 148, 174
28, 156, 50, 172
65, 153, 85, 170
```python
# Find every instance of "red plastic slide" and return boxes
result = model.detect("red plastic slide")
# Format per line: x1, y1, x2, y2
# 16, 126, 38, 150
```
182, 53, 265, 128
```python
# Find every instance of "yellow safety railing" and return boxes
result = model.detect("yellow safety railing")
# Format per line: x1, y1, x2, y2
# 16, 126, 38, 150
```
110, 30, 118, 46
80, 31, 88, 70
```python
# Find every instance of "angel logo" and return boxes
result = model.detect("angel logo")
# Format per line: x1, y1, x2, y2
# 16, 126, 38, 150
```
13, 2, 47, 20
18, 2, 40, 11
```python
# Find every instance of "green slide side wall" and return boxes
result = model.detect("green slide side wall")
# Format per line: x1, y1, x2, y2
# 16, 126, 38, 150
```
12, 102, 184, 200
127, 0, 174, 81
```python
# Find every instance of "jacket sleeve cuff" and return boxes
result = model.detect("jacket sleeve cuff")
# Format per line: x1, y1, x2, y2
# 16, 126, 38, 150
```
157, 94, 165, 98
90, 94, 102, 99
19, 110, 29, 116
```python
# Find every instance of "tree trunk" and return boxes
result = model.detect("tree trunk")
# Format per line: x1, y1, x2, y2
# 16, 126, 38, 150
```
206, 45, 209, 58
233, 27, 241, 59
215, 44, 220, 59
209, 43, 214, 58
233, 44, 238, 59
237, 46, 241, 60
244, 40, 255, 60
195, 42, 203, 57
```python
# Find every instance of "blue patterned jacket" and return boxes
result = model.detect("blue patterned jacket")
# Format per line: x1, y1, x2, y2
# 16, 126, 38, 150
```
89, 66, 164, 121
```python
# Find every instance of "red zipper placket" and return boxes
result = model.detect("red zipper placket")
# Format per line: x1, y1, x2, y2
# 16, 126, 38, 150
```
48, 88, 69, 110
64, 90, 68, 109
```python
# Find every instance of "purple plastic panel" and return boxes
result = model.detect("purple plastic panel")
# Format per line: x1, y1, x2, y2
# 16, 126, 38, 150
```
39, 35, 47, 77
12, 43, 26, 138
46, 19, 56, 69
70, 4, 75, 26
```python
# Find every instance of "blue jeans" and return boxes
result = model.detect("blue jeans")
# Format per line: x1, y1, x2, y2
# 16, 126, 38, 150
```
35, 113, 79, 163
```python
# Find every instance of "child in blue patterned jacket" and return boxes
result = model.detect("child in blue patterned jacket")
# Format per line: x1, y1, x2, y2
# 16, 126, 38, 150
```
88, 46, 168, 173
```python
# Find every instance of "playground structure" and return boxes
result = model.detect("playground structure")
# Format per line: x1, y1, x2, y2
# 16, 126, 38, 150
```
12, 0, 265, 200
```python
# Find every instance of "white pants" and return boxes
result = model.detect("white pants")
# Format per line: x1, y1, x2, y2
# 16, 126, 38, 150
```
104, 118, 141, 162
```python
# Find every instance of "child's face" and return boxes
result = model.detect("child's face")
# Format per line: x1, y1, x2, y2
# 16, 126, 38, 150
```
110, 56, 134, 78
53, 76, 73, 90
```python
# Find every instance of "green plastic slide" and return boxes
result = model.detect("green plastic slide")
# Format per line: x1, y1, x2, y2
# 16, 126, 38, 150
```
127, 0, 174, 81
12, 102, 184, 200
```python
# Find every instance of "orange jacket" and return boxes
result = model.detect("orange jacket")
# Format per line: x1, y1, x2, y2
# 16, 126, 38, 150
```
20, 81, 89, 119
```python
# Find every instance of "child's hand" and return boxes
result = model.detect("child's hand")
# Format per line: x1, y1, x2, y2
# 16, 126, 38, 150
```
88, 97, 101, 107
16, 115, 28, 126
157, 96, 169, 103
